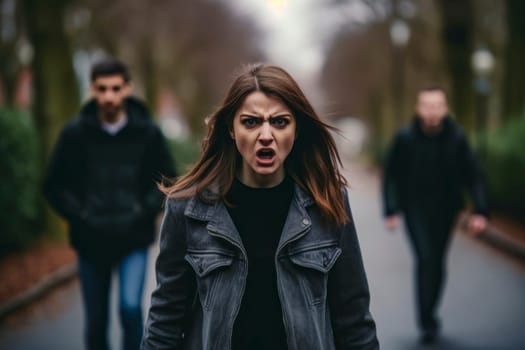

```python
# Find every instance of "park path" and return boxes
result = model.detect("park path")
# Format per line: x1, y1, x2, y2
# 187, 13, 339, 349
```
0, 161, 524, 350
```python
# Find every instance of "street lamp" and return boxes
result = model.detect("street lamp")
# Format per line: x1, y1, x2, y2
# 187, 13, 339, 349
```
471, 47, 495, 157
389, 18, 411, 126
390, 19, 411, 47
471, 48, 495, 77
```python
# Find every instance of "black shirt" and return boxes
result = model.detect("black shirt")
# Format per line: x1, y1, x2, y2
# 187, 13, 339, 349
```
226, 176, 294, 350
383, 116, 489, 217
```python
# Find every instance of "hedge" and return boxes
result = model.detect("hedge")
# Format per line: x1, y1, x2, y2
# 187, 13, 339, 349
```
0, 108, 43, 256
480, 117, 525, 222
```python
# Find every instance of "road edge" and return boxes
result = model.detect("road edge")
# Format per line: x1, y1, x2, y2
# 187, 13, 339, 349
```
479, 226, 525, 261
0, 263, 77, 320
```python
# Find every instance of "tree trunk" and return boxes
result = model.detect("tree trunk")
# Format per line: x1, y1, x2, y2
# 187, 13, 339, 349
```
0, 47, 18, 106
23, 0, 79, 157
502, 0, 525, 120
0, 0, 21, 106
438, 0, 475, 135
138, 39, 158, 113
23, 0, 79, 240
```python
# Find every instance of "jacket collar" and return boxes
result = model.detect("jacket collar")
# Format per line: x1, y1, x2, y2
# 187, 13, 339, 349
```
79, 96, 151, 129
412, 114, 454, 138
184, 183, 315, 253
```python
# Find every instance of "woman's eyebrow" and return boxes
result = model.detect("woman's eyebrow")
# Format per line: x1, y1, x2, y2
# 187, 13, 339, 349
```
239, 113, 263, 118
239, 112, 292, 118
270, 113, 292, 117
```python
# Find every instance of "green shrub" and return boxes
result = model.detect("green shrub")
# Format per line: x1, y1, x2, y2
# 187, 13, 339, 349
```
0, 108, 43, 256
480, 117, 525, 222
167, 137, 201, 175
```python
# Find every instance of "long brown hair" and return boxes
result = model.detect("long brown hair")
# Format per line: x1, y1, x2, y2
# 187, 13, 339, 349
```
161, 63, 349, 225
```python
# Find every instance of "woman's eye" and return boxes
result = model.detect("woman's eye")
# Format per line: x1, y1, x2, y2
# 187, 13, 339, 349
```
271, 118, 289, 127
241, 118, 259, 127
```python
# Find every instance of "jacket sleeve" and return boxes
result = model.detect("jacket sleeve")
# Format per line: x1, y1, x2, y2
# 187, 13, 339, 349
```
382, 132, 402, 217
457, 133, 489, 216
140, 126, 177, 219
141, 199, 196, 350
328, 190, 379, 350
43, 124, 85, 223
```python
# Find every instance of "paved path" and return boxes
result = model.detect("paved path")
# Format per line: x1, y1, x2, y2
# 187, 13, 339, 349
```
342, 163, 525, 350
1, 163, 524, 350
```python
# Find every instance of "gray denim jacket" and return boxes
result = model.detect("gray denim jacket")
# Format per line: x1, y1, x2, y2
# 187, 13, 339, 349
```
142, 185, 379, 350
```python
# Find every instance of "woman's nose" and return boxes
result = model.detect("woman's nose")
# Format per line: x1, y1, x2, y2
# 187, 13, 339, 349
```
258, 122, 273, 142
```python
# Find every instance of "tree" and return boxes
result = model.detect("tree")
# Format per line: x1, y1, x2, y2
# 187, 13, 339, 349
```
502, 0, 525, 120
23, 0, 80, 240
23, 0, 79, 156
0, 0, 25, 106
320, 0, 446, 155
73, 0, 264, 134
437, 0, 475, 133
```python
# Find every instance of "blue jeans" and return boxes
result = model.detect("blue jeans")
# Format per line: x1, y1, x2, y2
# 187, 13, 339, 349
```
78, 248, 148, 350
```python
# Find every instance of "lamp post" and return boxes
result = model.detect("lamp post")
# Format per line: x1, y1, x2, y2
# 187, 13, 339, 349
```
390, 18, 411, 123
471, 47, 495, 158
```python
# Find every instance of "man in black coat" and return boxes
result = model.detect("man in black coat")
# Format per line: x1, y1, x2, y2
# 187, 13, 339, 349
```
382, 86, 489, 344
44, 58, 175, 350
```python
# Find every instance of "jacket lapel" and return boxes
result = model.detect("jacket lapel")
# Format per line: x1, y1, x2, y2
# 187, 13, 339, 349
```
277, 184, 313, 253
184, 184, 315, 254
185, 195, 244, 250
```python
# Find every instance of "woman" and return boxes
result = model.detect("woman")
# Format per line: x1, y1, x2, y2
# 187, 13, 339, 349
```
141, 64, 379, 350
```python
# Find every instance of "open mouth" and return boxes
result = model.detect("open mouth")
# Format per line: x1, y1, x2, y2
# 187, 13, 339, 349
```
256, 149, 275, 159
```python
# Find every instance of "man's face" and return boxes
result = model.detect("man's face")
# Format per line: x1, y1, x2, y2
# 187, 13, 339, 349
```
91, 75, 130, 118
416, 90, 449, 130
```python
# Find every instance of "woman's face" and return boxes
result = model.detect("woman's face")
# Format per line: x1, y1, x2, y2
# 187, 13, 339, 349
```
231, 91, 296, 188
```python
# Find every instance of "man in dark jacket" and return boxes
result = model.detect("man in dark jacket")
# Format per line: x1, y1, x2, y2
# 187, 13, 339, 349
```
382, 86, 489, 345
44, 58, 176, 350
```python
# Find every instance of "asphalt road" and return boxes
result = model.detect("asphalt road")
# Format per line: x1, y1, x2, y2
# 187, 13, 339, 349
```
342, 164, 525, 350
1, 163, 524, 350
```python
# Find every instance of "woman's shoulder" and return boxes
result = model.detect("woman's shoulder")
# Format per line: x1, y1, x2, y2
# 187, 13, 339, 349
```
164, 187, 199, 213
165, 185, 219, 215
164, 195, 191, 217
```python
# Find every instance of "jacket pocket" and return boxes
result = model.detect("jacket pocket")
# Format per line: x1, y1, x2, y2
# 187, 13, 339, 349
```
185, 251, 235, 310
288, 245, 342, 306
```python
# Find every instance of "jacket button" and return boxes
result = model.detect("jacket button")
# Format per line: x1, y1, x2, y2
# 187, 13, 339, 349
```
302, 218, 309, 225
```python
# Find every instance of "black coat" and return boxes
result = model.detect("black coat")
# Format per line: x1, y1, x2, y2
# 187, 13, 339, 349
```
382, 116, 489, 219
44, 97, 176, 262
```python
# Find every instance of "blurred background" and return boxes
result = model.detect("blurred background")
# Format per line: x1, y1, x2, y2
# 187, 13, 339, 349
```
1, 0, 524, 249
1, 0, 524, 349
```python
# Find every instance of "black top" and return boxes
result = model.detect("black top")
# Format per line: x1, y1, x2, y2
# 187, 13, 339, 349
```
226, 176, 294, 350
43, 97, 176, 262
382, 116, 489, 218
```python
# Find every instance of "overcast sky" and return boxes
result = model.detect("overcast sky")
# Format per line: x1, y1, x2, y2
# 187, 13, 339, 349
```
226, 0, 332, 104
225, 0, 385, 106
228, 0, 386, 71
228, 0, 321, 77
